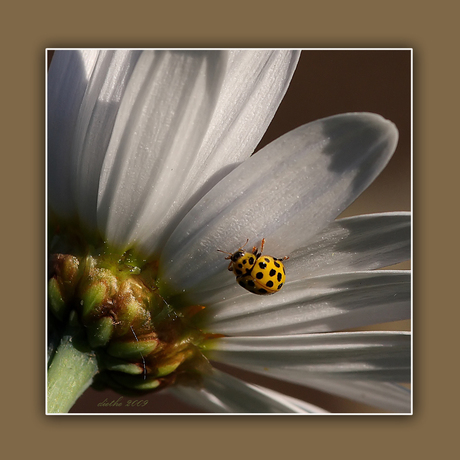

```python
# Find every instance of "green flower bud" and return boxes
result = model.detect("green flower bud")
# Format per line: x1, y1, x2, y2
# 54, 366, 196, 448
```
156, 357, 184, 378
49, 254, 83, 320
48, 277, 66, 321
81, 280, 107, 319
50, 254, 80, 293
107, 334, 160, 360
86, 316, 114, 348
101, 354, 146, 375
48, 234, 212, 397
110, 372, 161, 392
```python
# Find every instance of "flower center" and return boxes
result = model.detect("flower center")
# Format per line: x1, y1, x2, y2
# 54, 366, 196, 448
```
48, 225, 213, 394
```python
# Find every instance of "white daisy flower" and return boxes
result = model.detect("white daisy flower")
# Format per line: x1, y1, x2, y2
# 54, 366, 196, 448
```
47, 49, 411, 414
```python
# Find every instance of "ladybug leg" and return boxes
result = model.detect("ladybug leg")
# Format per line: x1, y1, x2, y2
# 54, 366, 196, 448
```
260, 238, 265, 254
277, 256, 289, 261
227, 260, 234, 271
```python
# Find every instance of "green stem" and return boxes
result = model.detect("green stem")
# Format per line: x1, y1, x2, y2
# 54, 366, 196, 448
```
47, 328, 99, 413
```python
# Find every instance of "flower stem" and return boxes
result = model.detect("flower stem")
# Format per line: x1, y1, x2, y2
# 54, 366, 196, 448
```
47, 320, 98, 413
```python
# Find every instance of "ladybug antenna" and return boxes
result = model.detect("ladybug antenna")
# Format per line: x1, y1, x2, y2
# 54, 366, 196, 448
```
217, 249, 233, 260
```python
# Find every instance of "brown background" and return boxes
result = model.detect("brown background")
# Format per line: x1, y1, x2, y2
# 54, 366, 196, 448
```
3, 0, 454, 458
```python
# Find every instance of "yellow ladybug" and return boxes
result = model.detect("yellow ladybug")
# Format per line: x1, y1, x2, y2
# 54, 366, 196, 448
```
218, 239, 288, 295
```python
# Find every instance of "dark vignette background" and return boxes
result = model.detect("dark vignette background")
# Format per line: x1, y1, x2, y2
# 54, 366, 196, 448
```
54, 49, 412, 414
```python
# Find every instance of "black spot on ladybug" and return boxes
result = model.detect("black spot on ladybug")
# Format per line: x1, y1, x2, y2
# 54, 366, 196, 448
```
283, 267, 285, 274
238, 279, 245, 286
258, 288, 267, 294
278, 283, 283, 289
266, 280, 274, 288
269, 269, 276, 277
264, 257, 270, 263
258, 261, 267, 269
243, 259, 247, 265
274, 261, 280, 268
277, 272, 282, 282
247, 279, 255, 287
256, 272, 264, 279
235, 269, 242, 275
238, 263, 243, 268
249, 257, 254, 264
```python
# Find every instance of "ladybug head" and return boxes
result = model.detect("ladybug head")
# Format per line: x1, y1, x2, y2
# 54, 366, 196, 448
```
231, 250, 245, 262
217, 239, 250, 261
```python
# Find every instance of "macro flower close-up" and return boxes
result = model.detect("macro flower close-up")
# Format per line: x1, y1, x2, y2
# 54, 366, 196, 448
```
47, 49, 412, 414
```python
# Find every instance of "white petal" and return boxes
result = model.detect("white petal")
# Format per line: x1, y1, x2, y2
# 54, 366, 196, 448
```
170, 368, 327, 413
179, 51, 301, 203
136, 51, 299, 255
205, 331, 411, 382
48, 50, 144, 228
96, 51, 299, 255
287, 212, 411, 279
160, 113, 399, 297
205, 271, 411, 335
293, 379, 411, 413
251, 386, 329, 413
48, 50, 101, 220
72, 52, 144, 229
97, 51, 227, 251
